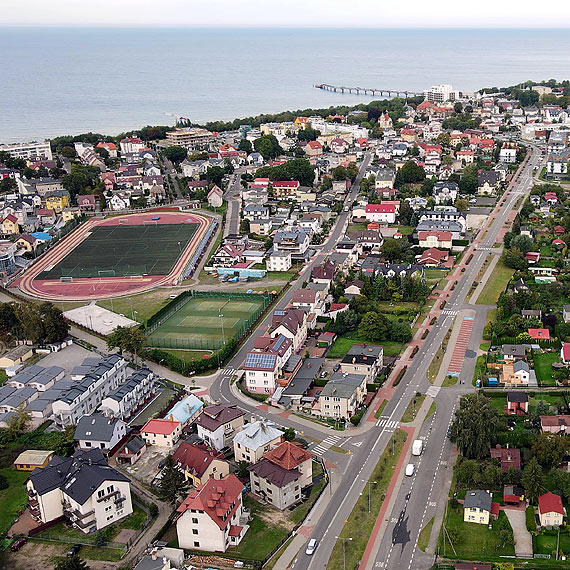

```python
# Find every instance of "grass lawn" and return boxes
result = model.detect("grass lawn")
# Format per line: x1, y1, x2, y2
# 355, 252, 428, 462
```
326, 430, 408, 570
98, 288, 181, 323
540, 245, 553, 257
401, 395, 425, 422
475, 261, 514, 306
486, 308, 497, 324
427, 345, 445, 384
228, 496, 290, 561
534, 351, 560, 386
442, 375, 458, 387
264, 535, 297, 570
472, 355, 488, 386
328, 331, 403, 359
418, 517, 434, 552
480, 342, 490, 351
0, 468, 30, 535
534, 528, 570, 556
424, 268, 449, 280
347, 222, 368, 232
397, 226, 414, 235
439, 506, 515, 560
425, 402, 437, 420
374, 399, 388, 419
529, 394, 563, 413
161, 349, 212, 362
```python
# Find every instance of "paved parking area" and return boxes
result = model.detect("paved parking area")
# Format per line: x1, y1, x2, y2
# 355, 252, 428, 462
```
36, 343, 95, 374
505, 508, 533, 558
123, 446, 169, 485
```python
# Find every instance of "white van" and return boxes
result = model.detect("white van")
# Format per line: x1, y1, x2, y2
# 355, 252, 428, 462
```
306, 539, 318, 555
405, 463, 415, 477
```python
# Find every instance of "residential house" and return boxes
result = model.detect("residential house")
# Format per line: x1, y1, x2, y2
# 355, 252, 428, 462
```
272, 181, 300, 199
243, 334, 292, 394
416, 220, 463, 240
45, 190, 70, 212
432, 182, 458, 205
74, 413, 127, 452
176, 474, 249, 552
77, 194, 97, 212
27, 448, 133, 533
528, 328, 550, 340
490, 445, 521, 473
418, 230, 453, 249
365, 203, 396, 224
116, 437, 147, 466
141, 418, 182, 448
248, 441, 314, 510
207, 186, 223, 208
164, 394, 204, 428
172, 442, 229, 486
502, 344, 526, 361
317, 372, 367, 421
540, 415, 570, 434
273, 229, 310, 259
506, 392, 529, 415
477, 171, 501, 196
312, 261, 335, 284
212, 244, 245, 267
463, 490, 498, 525
267, 251, 292, 272
305, 141, 323, 157
195, 405, 246, 451
340, 344, 383, 381
291, 288, 323, 315
271, 308, 308, 352
418, 248, 449, 267
538, 492, 566, 527
521, 309, 542, 320
13, 450, 54, 471
1, 214, 19, 236
62, 207, 81, 222
564, 305, 570, 324
233, 420, 283, 463
561, 343, 570, 364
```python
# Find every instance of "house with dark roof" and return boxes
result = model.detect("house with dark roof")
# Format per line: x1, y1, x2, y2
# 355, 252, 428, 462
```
176, 474, 249, 552
27, 448, 133, 533
116, 436, 146, 466
271, 308, 308, 352
74, 413, 127, 452
195, 405, 245, 451
248, 442, 314, 510
172, 442, 229, 486
540, 415, 570, 434
340, 343, 384, 381
463, 490, 499, 525
506, 392, 529, 415
317, 372, 367, 421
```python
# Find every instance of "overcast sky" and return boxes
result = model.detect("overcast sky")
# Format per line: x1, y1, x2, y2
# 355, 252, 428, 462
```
3, 0, 570, 27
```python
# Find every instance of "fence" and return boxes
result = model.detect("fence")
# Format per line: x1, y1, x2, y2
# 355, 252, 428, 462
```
181, 219, 218, 281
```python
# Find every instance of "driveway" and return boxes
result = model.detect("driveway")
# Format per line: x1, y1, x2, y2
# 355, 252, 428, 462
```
504, 507, 533, 558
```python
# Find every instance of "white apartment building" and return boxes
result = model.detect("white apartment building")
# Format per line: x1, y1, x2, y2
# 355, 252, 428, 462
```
266, 251, 292, 272
51, 354, 128, 428
0, 140, 53, 161
165, 128, 214, 151
27, 449, 133, 533
424, 84, 457, 103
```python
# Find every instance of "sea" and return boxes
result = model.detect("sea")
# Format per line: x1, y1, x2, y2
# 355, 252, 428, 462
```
1, 27, 570, 143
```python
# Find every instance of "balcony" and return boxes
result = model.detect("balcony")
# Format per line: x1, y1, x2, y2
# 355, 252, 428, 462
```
96, 489, 120, 503
27, 488, 37, 498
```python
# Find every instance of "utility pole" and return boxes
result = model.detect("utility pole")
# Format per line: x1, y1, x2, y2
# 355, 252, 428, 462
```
335, 537, 352, 570
362, 479, 377, 514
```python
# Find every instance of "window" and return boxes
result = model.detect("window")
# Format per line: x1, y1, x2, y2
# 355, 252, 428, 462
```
192, 517, 198, 523
192, 529, 199, 535
107, 515, 114, 521
194, 541, 200, 548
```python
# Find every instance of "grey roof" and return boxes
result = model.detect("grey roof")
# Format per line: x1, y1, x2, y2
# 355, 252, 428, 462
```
514, 360, 530, 373
464, 489, 492, 512
104, 368, 153, 403
507, 392, 528, 403
283, 358, 324, 397
125, 436, 146, 455
320, 372, 366, 399
74, 413, 125, 442
29, 448, 130, 505
26, 399, 52, 413
416, 220, 463, 234
233, 421, 283, 451
502, 344, 526, 357
2, 386, 37, 409
283, 354, 302, 373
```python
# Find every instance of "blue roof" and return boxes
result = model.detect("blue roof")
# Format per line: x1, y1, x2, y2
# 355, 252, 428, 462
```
166, 394, 203, 424
31, 232, 52, 241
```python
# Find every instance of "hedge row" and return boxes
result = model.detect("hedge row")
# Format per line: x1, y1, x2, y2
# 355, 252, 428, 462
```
392, 366, 407, 387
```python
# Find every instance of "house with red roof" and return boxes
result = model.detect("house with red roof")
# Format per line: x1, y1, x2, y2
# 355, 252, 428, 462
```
176, 474, 248, 551
527, 328, 550, 340
272, 180, 300, 198
456, 150, 475, 164
327, 303, 348, 321
365, 203, 396, 224
248, 442, 314, 510
305, 140, 323, 157
545, 192, 558, 204
77, 194, 97, 212
140, 418, 181, 448
418, 248, 449, 267
538, 492, 566, 527
489, 445, 521, 473
553, 238, 565, 247
172, 442, 229, 487
96, 141, 117, 158
331, 138, 350, 154
418, 230, 452, 249
207, 185, 223, 208
554, 225, 565, 236
525, 252, 540, 264
1, 214, 19, 236
561, 343, 570, 364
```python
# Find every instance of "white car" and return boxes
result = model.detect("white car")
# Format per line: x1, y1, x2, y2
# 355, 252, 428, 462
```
405, 463, 415, 477
306, 539, 318, 555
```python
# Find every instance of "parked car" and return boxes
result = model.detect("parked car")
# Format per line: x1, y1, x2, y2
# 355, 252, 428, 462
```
333, 363, 341, 372
10, 538, 26, 551
67, 544, 82, 557
305, 538, 318, 555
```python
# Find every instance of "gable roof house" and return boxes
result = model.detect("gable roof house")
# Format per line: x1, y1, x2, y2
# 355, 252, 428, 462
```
27, 448, 133, 533
490, 445, 521, 473
172, 442, 230, 487
195, 405, 246, 451
271, 308, 308, 352
233, 420, 284, 463
463, 490, 498, 525
74, 413, 127, 453
538, 492, 566, 527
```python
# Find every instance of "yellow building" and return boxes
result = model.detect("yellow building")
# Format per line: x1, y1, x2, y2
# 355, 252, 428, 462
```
463, 490, 495, 525
62, 207, 81, 223
1, 214, 20, 236
16, 234, 37, 252
45, 191, 70, 213
14, 450, 54, 471
0, 345, 34, 368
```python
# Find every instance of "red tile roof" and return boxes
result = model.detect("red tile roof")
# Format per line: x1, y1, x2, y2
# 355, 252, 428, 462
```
527, 328, 550, 340
141, 418, 180, 435
263, 441, 314, 470
418, 230, 452, 242
365, 204, 395, 213
563, 343, 570, 361
177, 474, 244, 529
539, 492, 565, 515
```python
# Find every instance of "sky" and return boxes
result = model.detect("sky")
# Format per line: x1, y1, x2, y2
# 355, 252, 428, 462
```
3, 0, 570, 28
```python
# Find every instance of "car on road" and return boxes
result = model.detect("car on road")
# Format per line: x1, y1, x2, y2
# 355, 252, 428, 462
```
306, 538, 318, 555
405, 463, 415, 477
10, 538, 26, 551
333, 363, 340, 372
67, 544, 82, 557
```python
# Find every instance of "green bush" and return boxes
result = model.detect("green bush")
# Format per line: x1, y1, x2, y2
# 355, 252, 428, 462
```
526, 505, 537, 533
350, 407, 366, 426
392, 366, 407, 387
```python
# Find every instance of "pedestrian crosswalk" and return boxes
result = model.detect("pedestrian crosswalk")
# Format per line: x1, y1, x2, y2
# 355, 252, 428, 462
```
221, 367, 236, 377
477, 247, 493, 251
426, 385, 441, 398
441, 310, 457, 316
376, 416, 400, 430
311, 434, 342, 456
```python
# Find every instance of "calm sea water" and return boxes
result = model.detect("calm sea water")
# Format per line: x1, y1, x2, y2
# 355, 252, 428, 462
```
1, 27, 570, 143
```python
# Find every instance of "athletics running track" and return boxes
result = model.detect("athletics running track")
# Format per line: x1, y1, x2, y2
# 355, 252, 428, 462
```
15, 212, 212, 301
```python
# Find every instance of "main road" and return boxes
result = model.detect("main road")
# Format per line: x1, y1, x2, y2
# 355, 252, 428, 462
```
211, 144, 542, 570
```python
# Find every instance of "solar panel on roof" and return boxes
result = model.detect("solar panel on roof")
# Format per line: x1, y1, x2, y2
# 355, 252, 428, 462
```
245, 353, 276, 369
274, 310, 285, 316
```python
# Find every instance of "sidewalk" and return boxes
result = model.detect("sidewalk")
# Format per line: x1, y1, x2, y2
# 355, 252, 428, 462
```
469, 249, 501, 305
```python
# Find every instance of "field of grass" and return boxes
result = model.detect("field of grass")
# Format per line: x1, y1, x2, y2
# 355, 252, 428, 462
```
328, 331, 404, 359
534, 528, 570, 556
425, 402, 437, 420
442, 375, 458, 387
39, 223, 199, 279
534, 351, 560, 386
146, 295, 267, 350
401, 395, 425, 422
326, 430, 408, 570
439, 506, 515, 560
374, 399, 388, 419
475, 261, 514, 306
418, 517, 434, 552
0, 468, 30, 535
98, 288, 183, 323
472, 355, 488, 386
160, 349, 212, 362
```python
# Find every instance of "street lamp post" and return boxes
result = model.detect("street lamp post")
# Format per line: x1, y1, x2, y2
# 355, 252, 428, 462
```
363, 479, 377, 514
335, 537, 352, 570
219, 313, 225, 344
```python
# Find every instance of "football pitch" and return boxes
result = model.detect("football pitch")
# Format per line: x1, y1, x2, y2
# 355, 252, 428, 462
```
146, 296, 267, 350
38, 223, 199, 279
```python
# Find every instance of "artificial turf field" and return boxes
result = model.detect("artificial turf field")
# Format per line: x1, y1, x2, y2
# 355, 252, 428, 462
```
38, 223, 199, 279
145, 297, 266, 349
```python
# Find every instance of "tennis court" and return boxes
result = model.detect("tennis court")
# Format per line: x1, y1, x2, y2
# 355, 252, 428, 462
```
146, 296, 267, 350
38, 223, 199, 279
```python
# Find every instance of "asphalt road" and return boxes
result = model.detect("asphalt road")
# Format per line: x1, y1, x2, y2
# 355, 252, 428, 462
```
224, 167, 244, 237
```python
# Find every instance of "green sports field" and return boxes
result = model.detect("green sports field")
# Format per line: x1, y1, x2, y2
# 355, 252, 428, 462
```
145, 296, 267, 350
39, 223, 199, 279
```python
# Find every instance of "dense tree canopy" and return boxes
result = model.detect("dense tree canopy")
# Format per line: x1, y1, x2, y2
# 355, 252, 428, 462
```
256, 159, 315, 187
253, 135, 283, 160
